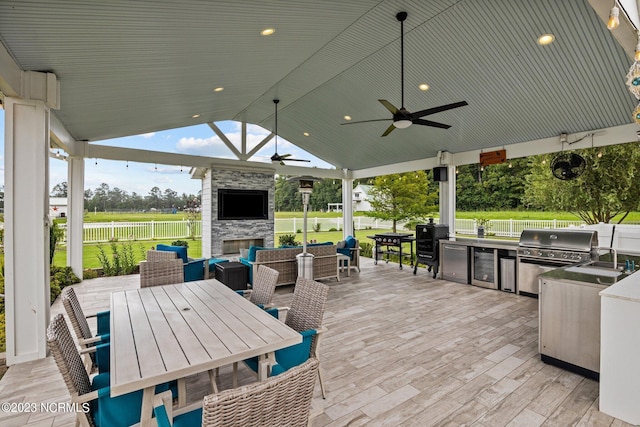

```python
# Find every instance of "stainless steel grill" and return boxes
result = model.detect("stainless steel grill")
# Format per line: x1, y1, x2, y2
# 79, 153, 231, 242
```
516, 229, 598, 296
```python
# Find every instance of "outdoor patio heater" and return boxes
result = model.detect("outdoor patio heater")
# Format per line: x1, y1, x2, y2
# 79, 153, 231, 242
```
289, 176, 320, 279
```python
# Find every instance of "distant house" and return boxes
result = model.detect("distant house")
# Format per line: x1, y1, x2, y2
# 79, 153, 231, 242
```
50, 197, 68, 218
353, 184, 373, 212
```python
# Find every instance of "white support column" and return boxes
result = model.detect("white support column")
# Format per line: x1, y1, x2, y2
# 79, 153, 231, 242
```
438, 164, 457, 234
4, 96, 51, 365
67, 155, 85, 278
341, 177, 354, 238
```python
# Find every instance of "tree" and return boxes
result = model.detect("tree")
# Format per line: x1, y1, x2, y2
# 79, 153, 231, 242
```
51, 181, 68, 197
274, 176, 301, 211
366, 171, 437, 232
523, 143, 640, 224
146, 186, 162, 209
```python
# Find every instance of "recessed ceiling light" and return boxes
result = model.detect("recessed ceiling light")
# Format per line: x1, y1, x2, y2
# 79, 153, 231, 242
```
344, 115, 352, 121
537, 34, 555, 45
419, 83, 429, 91
261, 28, 275, 36
303, 132, 310, 137
213, 87, 224, 92
192, 114, 201, 118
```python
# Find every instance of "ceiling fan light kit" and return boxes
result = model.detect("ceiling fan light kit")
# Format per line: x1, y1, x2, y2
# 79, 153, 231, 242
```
340, 11, 468, 136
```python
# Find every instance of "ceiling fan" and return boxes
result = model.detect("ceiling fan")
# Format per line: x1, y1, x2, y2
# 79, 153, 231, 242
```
342, 11, 468, 137
270, 99, 310, 165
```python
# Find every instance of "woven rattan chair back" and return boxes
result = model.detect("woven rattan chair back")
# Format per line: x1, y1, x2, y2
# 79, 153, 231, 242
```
286, 277, 329, 333
62, 287, 93, 341
202, 358, 319, 427
47, 313, 96, 426
146, 249, 178, 262
250, 265, 279, 306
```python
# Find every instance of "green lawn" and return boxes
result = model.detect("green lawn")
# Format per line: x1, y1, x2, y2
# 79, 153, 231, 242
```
52, 238, 203, 270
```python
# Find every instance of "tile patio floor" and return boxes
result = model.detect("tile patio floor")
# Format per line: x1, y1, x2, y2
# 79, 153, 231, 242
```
0, 257, 633, 427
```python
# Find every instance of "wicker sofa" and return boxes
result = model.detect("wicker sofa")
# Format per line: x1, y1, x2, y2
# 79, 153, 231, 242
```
240, 243, 339, 286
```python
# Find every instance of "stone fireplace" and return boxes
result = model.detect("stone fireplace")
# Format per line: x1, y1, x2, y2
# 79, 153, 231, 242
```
202, 168, 275, 256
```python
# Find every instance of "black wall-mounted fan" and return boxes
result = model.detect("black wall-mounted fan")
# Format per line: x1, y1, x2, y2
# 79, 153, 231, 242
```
550, 153, 586, 180
270, 99, 310, 165
341, 11, 468, 137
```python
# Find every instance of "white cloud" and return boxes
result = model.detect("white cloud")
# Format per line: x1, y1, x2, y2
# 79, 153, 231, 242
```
141, 132, 156, 139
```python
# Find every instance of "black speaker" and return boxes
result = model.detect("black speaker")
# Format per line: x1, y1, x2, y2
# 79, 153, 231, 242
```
433, 166, 448, 182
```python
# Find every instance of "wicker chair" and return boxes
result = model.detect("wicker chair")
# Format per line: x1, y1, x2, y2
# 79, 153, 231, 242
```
246, 276, 329, 398
239, 265, 279, 308
61, 287, 110, 373
153, 358, 319, 427
47, 313, 149, 427
139, 250, 185, 287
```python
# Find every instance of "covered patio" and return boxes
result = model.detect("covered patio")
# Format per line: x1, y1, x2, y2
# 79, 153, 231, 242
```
1, 0, 640, 425
2, 257, 631, 427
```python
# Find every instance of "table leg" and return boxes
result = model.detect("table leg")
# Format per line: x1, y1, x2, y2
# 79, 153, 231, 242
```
258, 352, 276, 381
140, 386, 156, 426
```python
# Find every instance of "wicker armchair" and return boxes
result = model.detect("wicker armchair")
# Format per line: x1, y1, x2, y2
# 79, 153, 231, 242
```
247, 276, 329, 398
239, 265, 279, 308
139, 250, 185, 287
61, 287, 110, 373
47, 313, 149, 427
153, 358, 319, 427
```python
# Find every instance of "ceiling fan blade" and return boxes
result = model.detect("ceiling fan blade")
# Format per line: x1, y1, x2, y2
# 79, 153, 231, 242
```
282, 158, 311, 162
341, 118, 392, 125
413, 119, 451, 129
378, 100, 399, 114
381, 124, 396, 137
411, 101, 468, 119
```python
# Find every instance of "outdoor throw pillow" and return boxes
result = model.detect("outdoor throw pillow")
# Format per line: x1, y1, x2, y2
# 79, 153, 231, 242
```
345, 235, 357, 249
336, 240, 346, 249
156, 244, 188, 263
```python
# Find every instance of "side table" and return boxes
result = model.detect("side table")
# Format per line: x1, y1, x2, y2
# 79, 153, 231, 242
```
337, 254, 351, 277
214, 261, 248, 290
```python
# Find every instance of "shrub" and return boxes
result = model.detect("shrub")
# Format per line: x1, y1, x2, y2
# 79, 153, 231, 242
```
360, 242, 373, 258
296, 229, 302, 234
97, 241, 140, 276
83, 269, 99, 280
279, 234, 299, 247
49, 266, 81, 304
312, 223, 321, 232
171, 240, 189, 247
328, 227, 337, 232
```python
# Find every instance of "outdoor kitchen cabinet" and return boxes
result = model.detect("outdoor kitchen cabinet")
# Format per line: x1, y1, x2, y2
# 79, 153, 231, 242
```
441, 243, 469, 284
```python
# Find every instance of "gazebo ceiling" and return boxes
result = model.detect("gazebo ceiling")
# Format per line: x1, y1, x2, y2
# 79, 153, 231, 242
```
0, 0, 636, 171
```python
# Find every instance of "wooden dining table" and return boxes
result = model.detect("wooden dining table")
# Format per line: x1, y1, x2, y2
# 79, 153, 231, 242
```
109, 278, 301, 424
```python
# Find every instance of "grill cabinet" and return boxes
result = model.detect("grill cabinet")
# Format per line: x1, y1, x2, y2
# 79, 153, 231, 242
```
414, 220, 449, 278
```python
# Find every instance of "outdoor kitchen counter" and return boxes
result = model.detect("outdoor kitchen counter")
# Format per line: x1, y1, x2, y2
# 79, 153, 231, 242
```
442, 237, 519, 250
599, 271, 640, 425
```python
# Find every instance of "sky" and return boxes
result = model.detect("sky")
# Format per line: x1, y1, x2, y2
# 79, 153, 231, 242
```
0, 109, 333, 197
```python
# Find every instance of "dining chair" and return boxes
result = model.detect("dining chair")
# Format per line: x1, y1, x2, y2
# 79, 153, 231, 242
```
47, 313, 150, 427
237, 265, 279, 308
61, 287, 110, 373
139, 250, 185, 287
247, 276, 329, 398
153, 358, 319, 427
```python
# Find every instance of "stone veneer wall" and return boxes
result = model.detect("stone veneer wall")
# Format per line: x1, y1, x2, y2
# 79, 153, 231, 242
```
207, 169, 275, 256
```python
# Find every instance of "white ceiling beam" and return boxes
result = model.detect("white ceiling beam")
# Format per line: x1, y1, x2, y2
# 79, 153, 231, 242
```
208, 122, 244, 160
589, 0, 638, 58
0, 41, 23, 98
50, 113, 85, 157
352, 123, 638, 179
246, 132, 275, 159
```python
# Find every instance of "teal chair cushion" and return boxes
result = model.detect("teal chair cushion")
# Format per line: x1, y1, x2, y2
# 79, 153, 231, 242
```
157, 406, 203, 427
345, 235, 357, 249
183, 258, 206, 282
91, 372, 144, 427
247, 246, 264, 262
337, 247, 353, 260
156, 244, 189, 263
245, 329, 315, 376
96, 311, 110, 336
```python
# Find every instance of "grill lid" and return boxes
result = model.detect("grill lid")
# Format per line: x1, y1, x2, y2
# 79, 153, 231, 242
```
518, 229, 598, 252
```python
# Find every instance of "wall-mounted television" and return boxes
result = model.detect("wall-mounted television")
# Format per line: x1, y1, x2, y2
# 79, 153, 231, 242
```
218, 189, 268, 220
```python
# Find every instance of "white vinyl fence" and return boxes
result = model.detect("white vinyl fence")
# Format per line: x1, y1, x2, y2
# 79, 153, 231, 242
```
58, 220, 201, 244
57, 217, 587, 244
